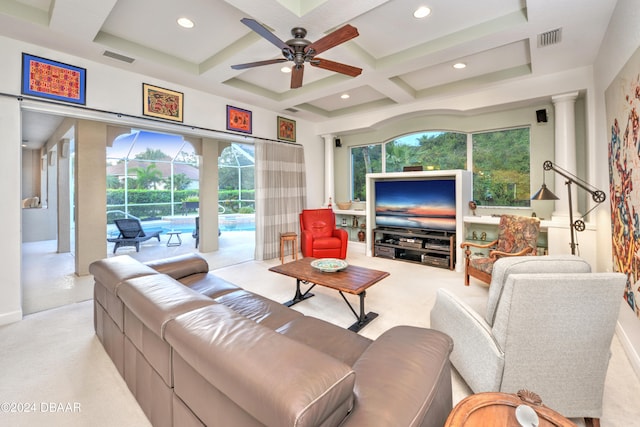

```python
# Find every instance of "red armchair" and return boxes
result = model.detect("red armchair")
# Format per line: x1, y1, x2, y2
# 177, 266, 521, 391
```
299, 209, 348, 259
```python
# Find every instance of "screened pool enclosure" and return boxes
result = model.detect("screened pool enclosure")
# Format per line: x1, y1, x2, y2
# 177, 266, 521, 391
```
106, 130, 255, 236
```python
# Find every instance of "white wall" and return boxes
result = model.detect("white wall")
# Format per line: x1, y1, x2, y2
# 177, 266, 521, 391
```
0, 97, 23, 324
593, 0, 640, 378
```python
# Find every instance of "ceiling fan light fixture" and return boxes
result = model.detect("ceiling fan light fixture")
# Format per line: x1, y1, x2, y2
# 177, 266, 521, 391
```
177, 17, 195, 29
453, 62, 466, 69
413, 6, 432, 19
281, 66, 292, 73
232, 18, 362, 88
341, 94, 350, 99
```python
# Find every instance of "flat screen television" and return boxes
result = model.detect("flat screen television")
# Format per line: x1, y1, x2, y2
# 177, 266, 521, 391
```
374, 178, 456, 232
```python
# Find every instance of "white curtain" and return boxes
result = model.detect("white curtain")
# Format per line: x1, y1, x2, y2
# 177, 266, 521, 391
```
255, 141, 306, 260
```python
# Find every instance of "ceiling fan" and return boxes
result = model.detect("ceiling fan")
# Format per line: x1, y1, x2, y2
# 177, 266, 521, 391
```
231, 18, 362, 89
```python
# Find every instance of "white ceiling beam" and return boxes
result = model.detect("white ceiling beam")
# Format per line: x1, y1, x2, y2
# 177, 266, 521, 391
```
49, 0, 118, 41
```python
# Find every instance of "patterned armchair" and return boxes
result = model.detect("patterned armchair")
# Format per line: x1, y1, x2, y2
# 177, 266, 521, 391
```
460, 214, 540, 286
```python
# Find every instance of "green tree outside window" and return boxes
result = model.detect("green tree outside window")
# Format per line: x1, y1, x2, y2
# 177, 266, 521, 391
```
472, 128, 530, 207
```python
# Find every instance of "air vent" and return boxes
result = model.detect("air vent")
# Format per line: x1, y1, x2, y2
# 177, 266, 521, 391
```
538, 28, 562, 47
284, 107, 299, 113
103, 50, 135, 64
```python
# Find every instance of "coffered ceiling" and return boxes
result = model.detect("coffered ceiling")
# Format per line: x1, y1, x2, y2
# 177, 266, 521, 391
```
1, 0, 617, 146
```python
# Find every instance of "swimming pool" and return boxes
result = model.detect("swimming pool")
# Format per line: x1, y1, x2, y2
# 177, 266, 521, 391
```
106, 214, 256, 237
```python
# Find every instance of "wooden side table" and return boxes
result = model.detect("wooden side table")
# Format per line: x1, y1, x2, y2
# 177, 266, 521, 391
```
445, 390, 577, 427
279, 232, 298, 264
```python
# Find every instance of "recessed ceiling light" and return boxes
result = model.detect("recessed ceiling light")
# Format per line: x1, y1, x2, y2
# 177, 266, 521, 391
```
341, 94, 350, 99
453, 62, 466, 69
413, 6, 431, 19
281, 66, 291, 73
177, 17, 194, 29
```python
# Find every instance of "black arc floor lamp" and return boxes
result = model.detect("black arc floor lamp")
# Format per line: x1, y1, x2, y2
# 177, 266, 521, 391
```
531, 160, 606, 255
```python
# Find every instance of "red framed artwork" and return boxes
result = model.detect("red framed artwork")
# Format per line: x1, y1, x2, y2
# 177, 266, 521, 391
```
226, 105, 252, 134
21, 53, 86, 105
277, 116, 296, 142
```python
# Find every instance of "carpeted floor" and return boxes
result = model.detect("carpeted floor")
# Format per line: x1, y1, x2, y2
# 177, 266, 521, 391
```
5, 244, 640, 426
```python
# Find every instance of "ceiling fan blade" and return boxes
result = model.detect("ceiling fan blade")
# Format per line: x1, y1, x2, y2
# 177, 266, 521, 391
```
291, 65, 304, 88
305, 24, 359, 56
241, 18, 292, 53
231, 58, 287, 70
310, 58, 362, 77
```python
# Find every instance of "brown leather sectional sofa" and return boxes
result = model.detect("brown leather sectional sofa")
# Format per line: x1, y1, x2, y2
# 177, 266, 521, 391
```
90, 253, 454, 427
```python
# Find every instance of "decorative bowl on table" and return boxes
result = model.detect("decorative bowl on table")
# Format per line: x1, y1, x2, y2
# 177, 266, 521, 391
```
336, 201, 352, 210
310, 258, 348, 272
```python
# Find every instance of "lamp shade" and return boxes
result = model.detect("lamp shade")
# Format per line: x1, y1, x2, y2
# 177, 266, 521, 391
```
531, 183, 559, 200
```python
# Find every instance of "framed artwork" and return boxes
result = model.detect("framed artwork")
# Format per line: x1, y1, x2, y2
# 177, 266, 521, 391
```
142, 83, 183, 122
277, 116, 296, 142
226, 105, 252, 133
21, 53, 86, 105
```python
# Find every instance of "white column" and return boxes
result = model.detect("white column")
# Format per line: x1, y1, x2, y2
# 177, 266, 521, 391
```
551, 92, 579, 219
322, 134, 335, 207
57, 138, 71, 253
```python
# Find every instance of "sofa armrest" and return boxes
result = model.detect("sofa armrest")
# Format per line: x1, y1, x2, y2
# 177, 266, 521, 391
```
344, 326, 453, 427
300, 230, 313, 257
332, 228, 348, 258
430, 288, 504, 393
332, 227, 348, 241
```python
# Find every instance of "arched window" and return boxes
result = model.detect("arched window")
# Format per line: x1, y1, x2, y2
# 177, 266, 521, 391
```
385, 131, 467, 172
106, 130, 198, 222
349, 128, 531, 208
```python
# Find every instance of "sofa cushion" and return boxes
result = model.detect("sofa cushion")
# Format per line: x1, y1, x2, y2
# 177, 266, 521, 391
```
214, 289, 303, 329
145, 253, 209, 280
179, 272, 241, 298
276, 316, 372, 366
90, 255, 158, 297
165, 305, 356, 427
312, 236, 342, 250
90, 255, 159, 333
117, 274, 216, 339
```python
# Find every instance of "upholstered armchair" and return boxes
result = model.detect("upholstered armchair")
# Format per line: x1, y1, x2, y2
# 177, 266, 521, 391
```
430, 255, 626, 426
299, 208, 348, 259
460, 214, 540, 286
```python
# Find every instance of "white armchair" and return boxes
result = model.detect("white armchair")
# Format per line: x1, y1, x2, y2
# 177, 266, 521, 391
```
430, 255, 626, 426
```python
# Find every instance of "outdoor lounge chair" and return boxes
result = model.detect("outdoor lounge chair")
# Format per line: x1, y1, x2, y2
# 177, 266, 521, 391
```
107, 218, 162, 253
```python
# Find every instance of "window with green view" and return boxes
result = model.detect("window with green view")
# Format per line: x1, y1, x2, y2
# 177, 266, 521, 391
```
385, 131, 467, 173
351, 144, 382, 201
350, 128, 531, 209
471, 127, 531, 207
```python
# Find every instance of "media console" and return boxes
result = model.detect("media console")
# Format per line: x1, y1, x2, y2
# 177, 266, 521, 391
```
365, 170, 472, 272
373, 227, 455, 270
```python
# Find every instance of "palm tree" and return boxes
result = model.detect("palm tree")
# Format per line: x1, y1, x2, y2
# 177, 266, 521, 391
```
132, 163, 163, 189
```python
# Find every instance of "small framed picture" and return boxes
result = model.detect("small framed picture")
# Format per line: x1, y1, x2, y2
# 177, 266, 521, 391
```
277, 116, 296, 142
226, 105, 252, 134
21, 53, 86, 105
142, 83, 183, 122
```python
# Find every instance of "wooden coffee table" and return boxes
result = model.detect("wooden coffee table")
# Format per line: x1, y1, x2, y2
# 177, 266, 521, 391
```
268, 258, 389, 332
445, 390, 577, 427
